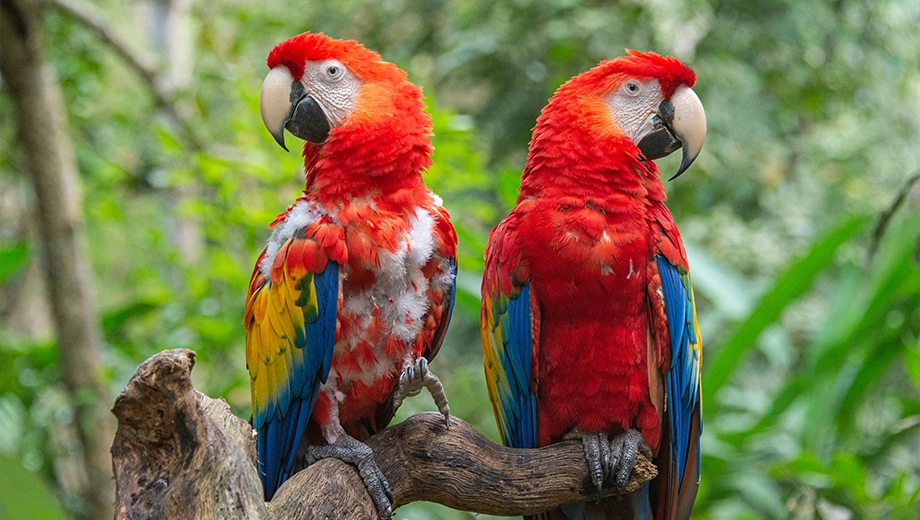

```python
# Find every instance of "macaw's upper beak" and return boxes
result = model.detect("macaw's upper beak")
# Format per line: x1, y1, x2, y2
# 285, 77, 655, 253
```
636, 84, 707, 180
260, 67, 331, 151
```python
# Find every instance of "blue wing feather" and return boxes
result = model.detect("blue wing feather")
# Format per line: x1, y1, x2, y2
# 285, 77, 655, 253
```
312, 266, 339, 383
257, 262, 339, 499
429, 257, 457, 360
492, 283, 538, 449
655, 255, 700, 489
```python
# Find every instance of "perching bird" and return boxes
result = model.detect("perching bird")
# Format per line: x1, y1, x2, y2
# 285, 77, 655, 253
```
481, 51, 705, 520
246, 32, 457, 517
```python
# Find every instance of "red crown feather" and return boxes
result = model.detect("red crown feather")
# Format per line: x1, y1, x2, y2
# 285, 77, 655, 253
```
267, 32, 405, 83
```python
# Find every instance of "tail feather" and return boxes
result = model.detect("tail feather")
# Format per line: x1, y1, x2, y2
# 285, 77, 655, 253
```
629, 484, 652, 520
675, 404, 701, 520
651, 399, 701, 520
543, 484, 653, 520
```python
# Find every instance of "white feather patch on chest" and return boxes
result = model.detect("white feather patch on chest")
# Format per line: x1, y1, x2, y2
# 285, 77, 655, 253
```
259, 200, 324, 280
377, 207, 436, 342
259, 197, 452, 394
335, 205, 445, 387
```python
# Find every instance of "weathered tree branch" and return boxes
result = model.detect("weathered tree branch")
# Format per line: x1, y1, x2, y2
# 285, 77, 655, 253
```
112, 349, 657, 519
1, 1, 115, 518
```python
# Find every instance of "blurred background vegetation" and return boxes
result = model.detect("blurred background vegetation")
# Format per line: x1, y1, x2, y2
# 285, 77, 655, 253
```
1, 0, 918, 518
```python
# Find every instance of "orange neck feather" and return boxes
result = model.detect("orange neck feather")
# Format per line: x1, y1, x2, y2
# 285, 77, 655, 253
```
302, 80, 433, 210
520, 52, 691, 204
520, 89, 658, 203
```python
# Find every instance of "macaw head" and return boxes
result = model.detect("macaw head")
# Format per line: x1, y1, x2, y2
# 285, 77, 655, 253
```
259, 32, 428, 152
532, 50, 706, 180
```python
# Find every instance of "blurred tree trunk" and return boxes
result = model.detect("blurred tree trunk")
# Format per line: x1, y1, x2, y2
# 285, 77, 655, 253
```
0, 182, 56, 338
146, 0, 205, 265
161, 0, 204, 265
0, 0, 115, 518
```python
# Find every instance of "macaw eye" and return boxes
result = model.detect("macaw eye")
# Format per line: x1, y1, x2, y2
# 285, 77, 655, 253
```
625, 82, 641, 96
324, 63, 344, 81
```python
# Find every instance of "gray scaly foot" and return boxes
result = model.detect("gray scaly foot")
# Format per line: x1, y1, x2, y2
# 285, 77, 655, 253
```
306, 434, 393, 519
568, 429, 650, 500
608, 429, 649, 488
392, 357, 451, 427
578, 430, 611, 498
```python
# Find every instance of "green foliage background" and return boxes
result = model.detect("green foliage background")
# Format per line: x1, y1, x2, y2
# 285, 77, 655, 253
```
1, 0, 919, 518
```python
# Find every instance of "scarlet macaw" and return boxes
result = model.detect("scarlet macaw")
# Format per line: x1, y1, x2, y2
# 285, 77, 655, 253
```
481, 51, 705, 519
247, 33, 457, 517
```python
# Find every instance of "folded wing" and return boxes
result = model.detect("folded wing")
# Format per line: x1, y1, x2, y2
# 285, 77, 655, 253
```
481, 218, 539, 449
244, 232, 340, 499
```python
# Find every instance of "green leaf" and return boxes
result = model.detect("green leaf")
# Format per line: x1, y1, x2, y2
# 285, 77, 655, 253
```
833, 334, 901, 433
496, 166, 522, 211
832, 451, 872, 503
703, 215, 869, 405
0, 454, 68, 520
904, 345, 920, 389
0, 242, 29, 283
685, 243, 755, 320
722, 375, 806, 447
101, 297, 167, 336
733, 472, 788, 519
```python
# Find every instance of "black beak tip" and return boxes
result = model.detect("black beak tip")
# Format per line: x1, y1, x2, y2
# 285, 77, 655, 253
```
271, 130, 289, 152
667, 168, 687, 182
668, 145, 698, 182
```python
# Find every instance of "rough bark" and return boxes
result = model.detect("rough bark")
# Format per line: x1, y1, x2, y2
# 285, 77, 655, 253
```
112, 349, 658, 519
0, 1, 115, 518
111, 349, 266, 520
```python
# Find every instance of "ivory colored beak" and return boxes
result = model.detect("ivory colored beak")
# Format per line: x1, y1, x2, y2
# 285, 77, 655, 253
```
668, 85, 707, 180
260, 66, 296, 151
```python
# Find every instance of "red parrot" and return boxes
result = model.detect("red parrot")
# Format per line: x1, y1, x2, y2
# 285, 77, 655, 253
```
246, 33, 457, 517
481, 51, 705, 520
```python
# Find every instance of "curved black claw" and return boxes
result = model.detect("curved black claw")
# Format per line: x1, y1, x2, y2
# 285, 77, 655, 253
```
608, 429, 647, 489
306, 435, 393, 519
572, 429, 649, 500
579, 431, 610, 499
393, 357, 451, 427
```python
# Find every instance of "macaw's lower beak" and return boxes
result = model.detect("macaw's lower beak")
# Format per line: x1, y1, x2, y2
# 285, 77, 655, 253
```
636, 108, 682, 161
260, 67, 331, 151
637, 85, 707, 180
285, 94, 330, 144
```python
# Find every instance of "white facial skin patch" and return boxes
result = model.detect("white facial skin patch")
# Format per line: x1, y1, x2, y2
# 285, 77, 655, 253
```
606, 78, 664, 144
301, 59, 363, 129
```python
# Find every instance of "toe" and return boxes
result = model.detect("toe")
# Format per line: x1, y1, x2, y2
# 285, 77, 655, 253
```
581, 432, 609, 496
609, 429, 644, 488
418, 357, 428, 377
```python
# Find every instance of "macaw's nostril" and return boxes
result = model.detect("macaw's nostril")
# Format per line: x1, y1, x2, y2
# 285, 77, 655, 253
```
285, 95, 331, 143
